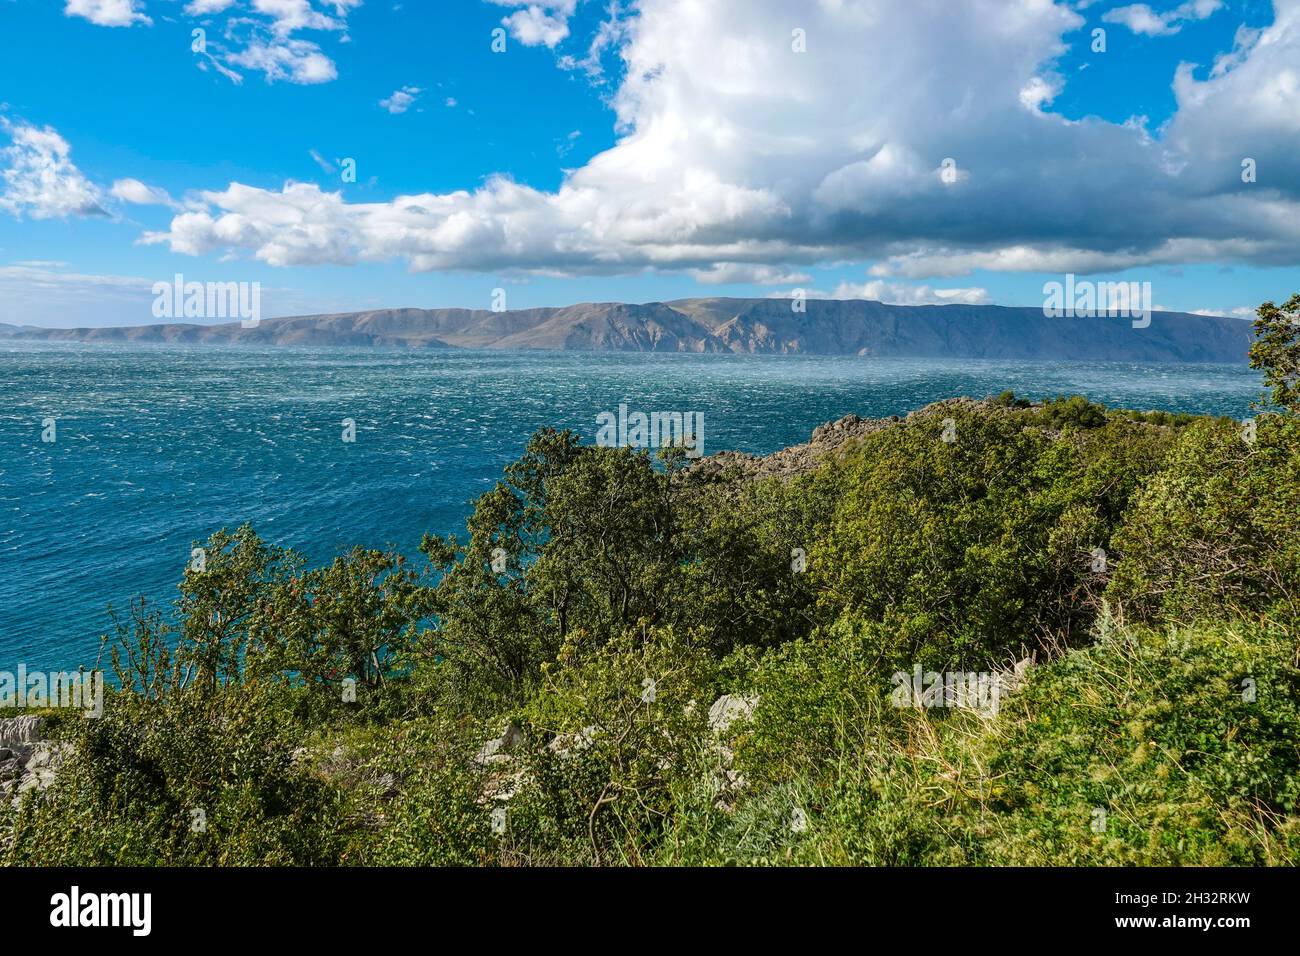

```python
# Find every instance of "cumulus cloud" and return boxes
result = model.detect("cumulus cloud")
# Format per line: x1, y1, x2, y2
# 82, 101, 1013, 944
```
379, 86, 422, 114
1103, 0, 1223, 37
226, 37, 339, 84
71, 0, 360, 85
64, 0, 151, 28
212, 1, 360, 85
828, 280, 992, 306
110, 177, 182, 209
692, 263, 812, 285
0, 121, 107, 220
133, 0, 1300, 281
489, 1, 578, 48
184, 0, 238, 13
252, 0, 351, 36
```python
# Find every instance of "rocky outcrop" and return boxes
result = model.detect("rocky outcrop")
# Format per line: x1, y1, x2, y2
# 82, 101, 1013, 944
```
708, 695, 759, 734
706, 695, 760, 809
547, 725, 598, 758
0, 716, 71, 801
475, 724, 530, 804
474, 723, 525, 766
689, 397, 1005, 483
468, 694, 763, 809
688, 414, 894, 482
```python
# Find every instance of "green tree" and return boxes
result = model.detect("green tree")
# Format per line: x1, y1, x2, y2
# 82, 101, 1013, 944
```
251, 547, 433, 698
1250, 293, 1300, 412
419, 429, 691, 705
176, 525, 300, 692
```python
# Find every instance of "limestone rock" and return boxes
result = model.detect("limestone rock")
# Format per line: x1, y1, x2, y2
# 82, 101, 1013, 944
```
0, 727, 72, 802
475, 723, 525, 766
547, 725, 598, 758
708, 695, 759, 735
483, 767, 529, 803
0, 715, 46, 747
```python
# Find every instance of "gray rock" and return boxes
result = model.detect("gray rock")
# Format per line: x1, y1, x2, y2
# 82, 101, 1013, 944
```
482, 767, 529, 803
373, 772, 399, 799
0, 715, 46, 748
26, 746, 55, 770
704, 695, 760, 810
474, 723, 525, 766
547, 725, 598, 758
708, 695, 759, 734
1, 740, 71, 802
16, 767, 57, 794
713, 767, 748, 809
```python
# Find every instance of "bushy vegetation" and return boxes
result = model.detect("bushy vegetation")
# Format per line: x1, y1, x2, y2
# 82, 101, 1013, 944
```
4, 307, 1299, 867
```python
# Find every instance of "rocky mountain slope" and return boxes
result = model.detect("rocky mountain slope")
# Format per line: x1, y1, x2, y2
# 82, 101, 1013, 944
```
12, 297, 1253, 362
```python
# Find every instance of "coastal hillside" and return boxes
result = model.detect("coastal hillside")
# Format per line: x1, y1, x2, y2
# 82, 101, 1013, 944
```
13, 298, 1253, 363
5, 387, 1298, 866
4, 299, 1296, 868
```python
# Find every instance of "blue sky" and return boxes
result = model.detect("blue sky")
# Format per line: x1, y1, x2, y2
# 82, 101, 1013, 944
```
1, 0, 1297, 326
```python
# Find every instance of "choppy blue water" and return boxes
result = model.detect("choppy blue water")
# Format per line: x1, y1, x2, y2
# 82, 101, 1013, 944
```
0, 342, 1262, 670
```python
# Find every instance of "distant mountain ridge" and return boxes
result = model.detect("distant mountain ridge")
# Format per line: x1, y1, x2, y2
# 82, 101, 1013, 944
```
10, 298, 1253, 363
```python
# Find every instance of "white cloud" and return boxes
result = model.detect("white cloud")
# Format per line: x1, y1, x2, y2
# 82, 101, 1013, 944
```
0, 262, 156, 328
488, 1, 578, 48
1103, 0, 1223, 37
67, 0, 365, 85
64, 0, 151, 28
379, 86, 422, 114
830, 280, 992, 306
135, 0, 1300, 280
1190, 305, 1257, 319
691, 263, 812, 285
0, 261, 349, 328
308, 149, 337, 174
561, 1, 632, 76
0, 262, 151, 296
226, 37, 339, 84
208, 0, 362, 85
1102, 4, 1174, 35
0, 121, 106, 220
252, 0, 349, 35
184, 0, 237, 14
110, 177, 181, 209
1019, 75, 1062, 114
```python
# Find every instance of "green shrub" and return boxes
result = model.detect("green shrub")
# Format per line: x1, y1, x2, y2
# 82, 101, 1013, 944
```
715, 614, 1300, 866
969, 618, 1300, 865
1107, 413, 1300, 631
349, 715, 499, 866
500, 626, 716, 865
2, 682, 346, 866
805, 406, 1170, 668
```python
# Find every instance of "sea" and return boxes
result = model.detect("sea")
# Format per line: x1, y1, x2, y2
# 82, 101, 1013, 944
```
0, 342, 1262, 670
